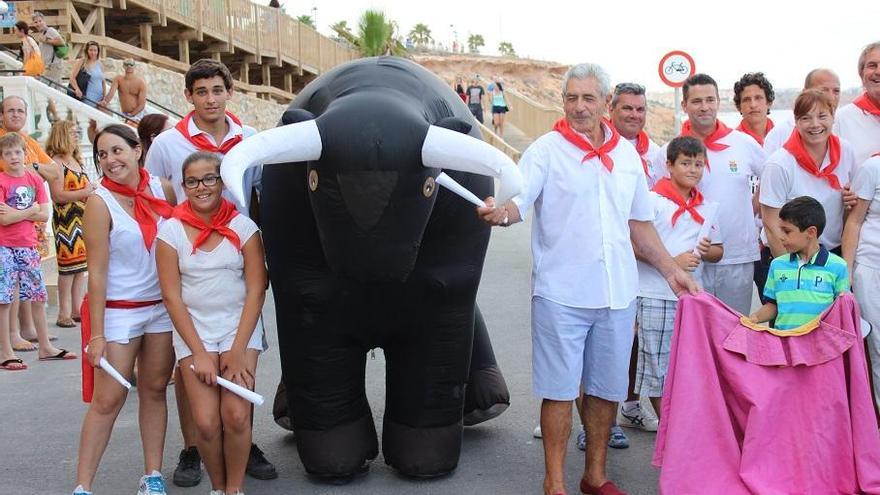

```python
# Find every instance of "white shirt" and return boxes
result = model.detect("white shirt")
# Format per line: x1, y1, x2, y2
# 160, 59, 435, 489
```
852, 156, 880, 269
662, 129, 766, 265
94, 175, 167, 301
834, 102, 880, 166
627, 135, 664, 188
145, 114, 261, 216
512, 122, 653, 309
759, 143, 855, 250
763, 118, 795, 155
157, 215, 260, 340
638, 193, 721, 301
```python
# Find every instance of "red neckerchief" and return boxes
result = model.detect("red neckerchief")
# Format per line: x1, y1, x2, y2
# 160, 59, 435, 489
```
782, 128, 842, 190
634, 130, 651, 176
174, 111, 244, 154
101, 168, 173, 250
553, 118, 620, 172
79, 296, 161, 403
680, 120, 733, 170
853, 93, 880, 117
736, 118, 774, 146
173, 198, 241, 254
652, 177, 705, 226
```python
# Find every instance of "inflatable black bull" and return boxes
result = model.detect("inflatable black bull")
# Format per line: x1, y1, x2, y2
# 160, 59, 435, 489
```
221, 56, 522, 479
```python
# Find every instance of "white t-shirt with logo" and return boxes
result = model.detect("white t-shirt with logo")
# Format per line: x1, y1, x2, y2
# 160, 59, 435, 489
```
638, 193, 721, 301
661, 129, 766, 265
759, 143, 855, 250
852, 156, 880, 269
834, 103, 880, 166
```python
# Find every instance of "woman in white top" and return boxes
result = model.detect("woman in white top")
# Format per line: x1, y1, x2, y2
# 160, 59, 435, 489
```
157, 152, 266, 495
760, 89, 858, 257
842, 153, 880, 413
73, 124, 177, 495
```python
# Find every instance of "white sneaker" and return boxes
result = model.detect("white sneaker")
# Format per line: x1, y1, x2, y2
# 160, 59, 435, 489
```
209, 491, 226, 495
617, 403, 659, 432
533, 425, 542, 438
137, 471, 167, 495
72, 485, 92, 495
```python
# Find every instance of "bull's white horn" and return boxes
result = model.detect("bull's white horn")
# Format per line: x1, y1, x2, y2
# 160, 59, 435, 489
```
436, 172, 487, 208
421, 125, 523, 205
221, 120, 323, 206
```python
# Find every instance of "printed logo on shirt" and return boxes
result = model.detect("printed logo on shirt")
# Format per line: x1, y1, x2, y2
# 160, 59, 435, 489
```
6, 185, 35, 210
814, 276, 823, 286
729, 160, 738, 173
779, 274, 788, 282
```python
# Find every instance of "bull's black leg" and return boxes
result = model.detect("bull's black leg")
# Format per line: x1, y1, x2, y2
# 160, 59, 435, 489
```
381, 303, 475, 477
463, 305, 510, 425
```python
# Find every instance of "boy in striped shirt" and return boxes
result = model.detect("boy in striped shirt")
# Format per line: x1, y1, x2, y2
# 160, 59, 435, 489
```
748, 196, 850, 329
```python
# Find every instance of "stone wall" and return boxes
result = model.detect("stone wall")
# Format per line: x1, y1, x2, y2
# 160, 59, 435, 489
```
63, 57, 287, 131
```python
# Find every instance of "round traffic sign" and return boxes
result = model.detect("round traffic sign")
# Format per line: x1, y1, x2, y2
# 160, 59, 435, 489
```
658, 51, 696, 88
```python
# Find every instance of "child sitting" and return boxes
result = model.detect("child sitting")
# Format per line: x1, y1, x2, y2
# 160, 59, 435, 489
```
635, 136, 723, 419
749, 196, 849, 329
0, 132, 76, 371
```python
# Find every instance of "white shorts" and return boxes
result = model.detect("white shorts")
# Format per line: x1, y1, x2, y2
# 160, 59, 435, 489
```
702, 262, 755, 315
174, 324, 264, 361
104, 303, 173, 344
531, 296, 637, 402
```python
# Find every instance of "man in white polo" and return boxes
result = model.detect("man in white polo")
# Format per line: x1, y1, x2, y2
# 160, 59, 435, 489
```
835, 41, 880, 165
608, 82, 664, 188
478, 63, 698, 495
764, 68, 842, 154
674, 73, 765, 315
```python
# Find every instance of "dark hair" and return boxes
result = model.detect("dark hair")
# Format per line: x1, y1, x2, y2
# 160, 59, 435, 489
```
682, 73, 718, 101
181, 151, 221, 176
185, 59, 234, 92
793, 89, 835, 120
611, 82, 646, 107
455, 83, 464, 94
779, 196, 826, 236
495, 82, 504, 92
733, 72, 775, 111
666, 136, 706, 163
83, 40, 101, 60
14, 21, 30, 33
137, 113, 170, 156
93, 124, 140, 165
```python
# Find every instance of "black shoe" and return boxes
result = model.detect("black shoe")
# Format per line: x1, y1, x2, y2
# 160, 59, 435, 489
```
172, 446, 202, 487
246, 443, 278, 480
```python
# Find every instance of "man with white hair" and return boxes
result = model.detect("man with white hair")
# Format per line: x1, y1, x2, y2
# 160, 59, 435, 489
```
835, 41, 880, 165
478, 63, 698, 495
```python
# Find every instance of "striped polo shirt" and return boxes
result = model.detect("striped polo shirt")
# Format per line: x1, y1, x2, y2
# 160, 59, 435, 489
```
763, 247, 850, 330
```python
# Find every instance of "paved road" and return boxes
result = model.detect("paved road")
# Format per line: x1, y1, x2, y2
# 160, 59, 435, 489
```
0, 219, 662, 495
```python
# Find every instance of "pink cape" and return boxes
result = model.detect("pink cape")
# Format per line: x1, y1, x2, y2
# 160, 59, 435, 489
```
654, 292, 880, 494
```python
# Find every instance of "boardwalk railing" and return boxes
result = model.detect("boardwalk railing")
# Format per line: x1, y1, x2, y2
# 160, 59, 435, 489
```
505, 89, 563, 141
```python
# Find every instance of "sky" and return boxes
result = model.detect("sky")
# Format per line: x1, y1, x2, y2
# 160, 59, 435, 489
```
262, 0, 879, 93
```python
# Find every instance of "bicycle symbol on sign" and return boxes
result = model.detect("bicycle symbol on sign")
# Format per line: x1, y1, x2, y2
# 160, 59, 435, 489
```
665, 61, 688, 75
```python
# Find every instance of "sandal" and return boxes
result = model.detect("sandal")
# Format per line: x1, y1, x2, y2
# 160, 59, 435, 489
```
72, 315, 81, 323
1, 358, 28, 371
39, 349, 78, 361
56, 318, 77, 328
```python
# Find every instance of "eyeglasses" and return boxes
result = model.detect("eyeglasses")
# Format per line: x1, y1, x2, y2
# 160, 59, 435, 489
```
183, 175, 221, 189
613, 82, 646, 95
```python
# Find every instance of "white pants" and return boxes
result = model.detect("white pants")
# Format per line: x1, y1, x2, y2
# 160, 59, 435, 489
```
702, 262, 755, 315
854, 263, 880, 411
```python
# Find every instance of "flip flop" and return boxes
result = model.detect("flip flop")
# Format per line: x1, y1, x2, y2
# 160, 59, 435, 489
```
39, 349, 77, 361
1, 358, 28, 371
12, 342, 37, 352
72, 315, 81, 323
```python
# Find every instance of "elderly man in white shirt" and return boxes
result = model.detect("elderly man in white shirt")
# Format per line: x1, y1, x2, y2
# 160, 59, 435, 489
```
835, 41, 880, 165
478, 63, 698, 495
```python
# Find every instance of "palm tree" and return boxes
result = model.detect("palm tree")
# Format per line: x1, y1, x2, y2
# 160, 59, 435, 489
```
330, 20, 357, 45
357, 10, 406, 57
297, 15, 315, 28
498, 41, 516, 57
408, 23, 433, 48
467, 34, 485, 54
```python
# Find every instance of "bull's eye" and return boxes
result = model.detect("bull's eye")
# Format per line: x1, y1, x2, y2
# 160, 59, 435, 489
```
308, 169, 319, 191
422, 176, 435, 198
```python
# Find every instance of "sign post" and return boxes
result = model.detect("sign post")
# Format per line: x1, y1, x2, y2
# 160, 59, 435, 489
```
658, 50, 696, 135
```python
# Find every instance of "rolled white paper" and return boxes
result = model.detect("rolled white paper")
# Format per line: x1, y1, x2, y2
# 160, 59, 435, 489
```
99, 357, 132, 390
436, 172, 487, 207
189, 365, 264, 406
692, 203, 719, 256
